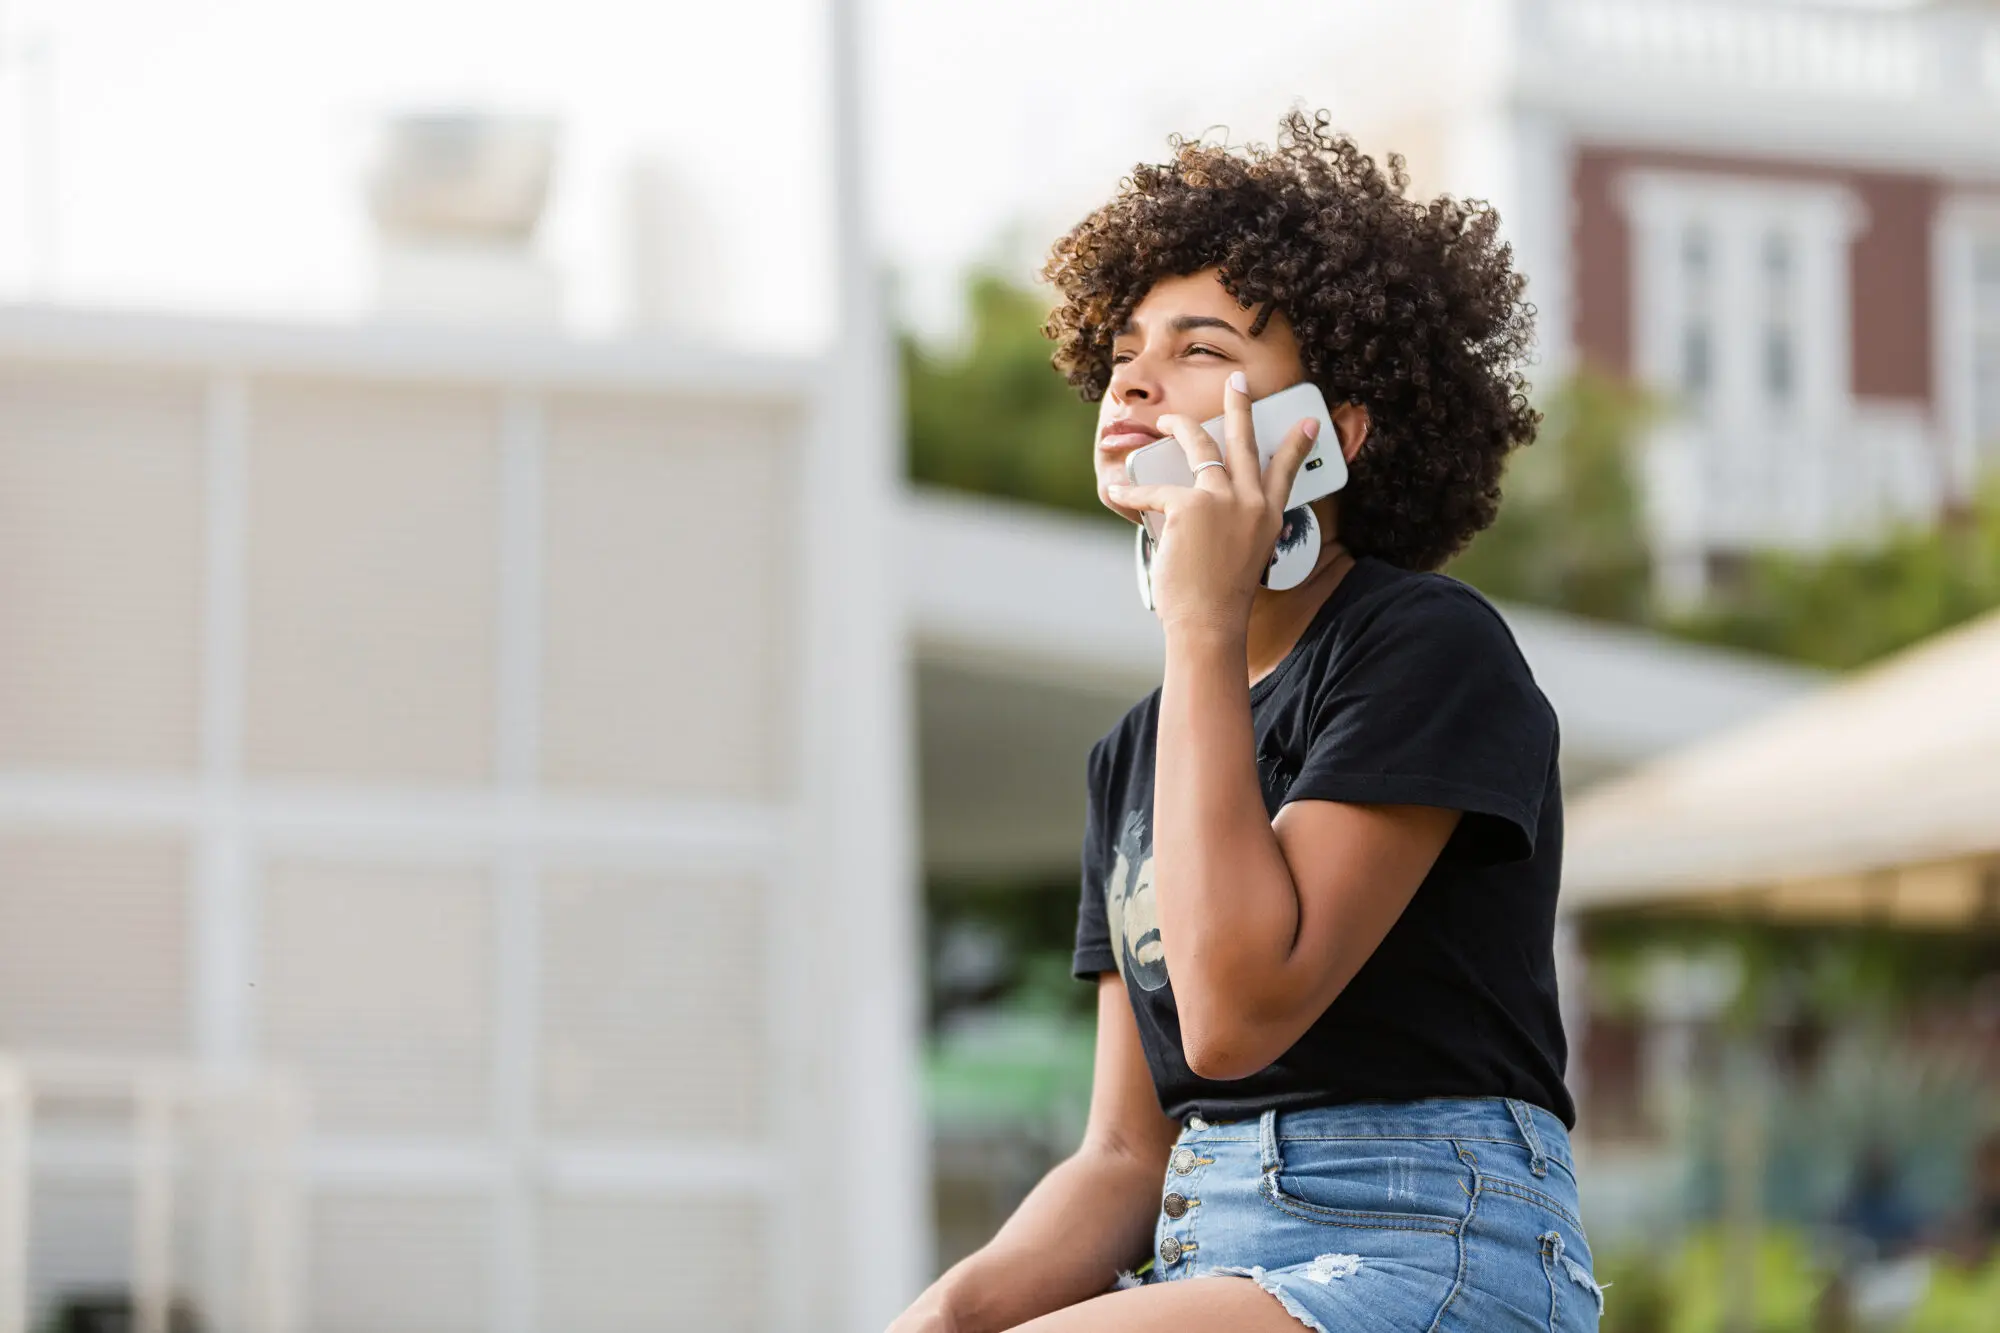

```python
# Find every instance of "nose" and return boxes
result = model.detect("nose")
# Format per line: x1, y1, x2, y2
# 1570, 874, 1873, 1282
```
1106, 353, 1157, 406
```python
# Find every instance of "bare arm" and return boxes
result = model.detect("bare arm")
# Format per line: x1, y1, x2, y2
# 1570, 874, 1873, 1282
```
1110, 376, 1463, 1081
891, 975, 1178, 1333
1153, 625, 1460, 1079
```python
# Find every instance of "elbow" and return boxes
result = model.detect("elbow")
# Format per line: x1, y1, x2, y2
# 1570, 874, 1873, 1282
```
1179, 972, 1337, 1081
1183, 1040, 1262, 1083
1179, 1013, 1276, 1082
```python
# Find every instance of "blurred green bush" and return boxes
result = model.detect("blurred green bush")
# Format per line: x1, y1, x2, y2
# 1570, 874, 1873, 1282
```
1596, 1226, 2000, 1333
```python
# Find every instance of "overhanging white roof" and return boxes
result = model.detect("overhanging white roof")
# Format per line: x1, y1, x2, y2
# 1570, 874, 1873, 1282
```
903, 488, 1823, 877
1565, 608, 2000, 919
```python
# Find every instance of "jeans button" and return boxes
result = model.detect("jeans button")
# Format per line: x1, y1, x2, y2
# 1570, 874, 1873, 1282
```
1170, 1147, 1197, 1175
1187, 1115, 1208, 1131
1163, 1192, 1189, 1219
1159, 1236, 1184, 1267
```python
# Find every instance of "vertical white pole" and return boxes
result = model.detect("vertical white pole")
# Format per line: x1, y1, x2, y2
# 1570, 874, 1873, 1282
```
817, 0, 929, 1327
133, 1079, 174, 1333
245, 1082, 303, 1333
1511, 109, 1574, 386
0, 1061, 27, 1333
491, 387, 545, 1333
197, 372, 252, 1068
198, 371, 255, 1333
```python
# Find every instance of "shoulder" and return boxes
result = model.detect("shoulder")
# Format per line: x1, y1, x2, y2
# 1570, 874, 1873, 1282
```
1088, 687, 1163, 784
1348, 563, 1519, 643
1310, 563, 1554, 731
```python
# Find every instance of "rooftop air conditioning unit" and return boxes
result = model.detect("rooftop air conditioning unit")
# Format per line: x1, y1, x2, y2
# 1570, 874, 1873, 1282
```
367, 110, 556, 242
366, 110, 564, 326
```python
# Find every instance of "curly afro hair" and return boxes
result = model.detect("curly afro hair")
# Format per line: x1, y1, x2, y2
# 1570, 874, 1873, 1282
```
1040, 109, 1539, 571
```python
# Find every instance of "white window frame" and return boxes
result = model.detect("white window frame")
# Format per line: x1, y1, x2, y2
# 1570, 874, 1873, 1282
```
1616, 169, 1866, 429
1935, 194, 2000, 503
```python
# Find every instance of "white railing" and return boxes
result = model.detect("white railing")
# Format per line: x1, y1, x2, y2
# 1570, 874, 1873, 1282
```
1523, 0, 2000, 106
0, 1056, 303, 1333
1643, 401, 1945, 560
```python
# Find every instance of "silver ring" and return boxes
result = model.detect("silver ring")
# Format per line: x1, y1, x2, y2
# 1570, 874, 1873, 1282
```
1191, 459, 1227, 478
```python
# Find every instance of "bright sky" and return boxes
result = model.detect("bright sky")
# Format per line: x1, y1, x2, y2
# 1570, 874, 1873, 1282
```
0, 0, 1369, 349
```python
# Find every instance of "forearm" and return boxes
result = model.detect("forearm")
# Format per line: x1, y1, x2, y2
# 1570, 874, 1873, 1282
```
1154, 627, 1305, 1029
913, 1143, 1163, 1332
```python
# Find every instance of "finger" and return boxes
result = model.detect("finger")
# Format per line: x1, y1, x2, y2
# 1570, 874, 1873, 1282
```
1221, 371, 1258, 491
1104, 481, 1179, 514
1158, 412, 1227, 492
1261, 417, 1322, 513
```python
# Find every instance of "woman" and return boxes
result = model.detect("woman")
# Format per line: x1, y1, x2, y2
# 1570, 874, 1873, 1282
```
891, 110, 1601, 1333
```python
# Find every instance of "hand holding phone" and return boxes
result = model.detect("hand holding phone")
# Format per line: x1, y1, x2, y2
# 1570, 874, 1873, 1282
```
1122, 379, 1346, 543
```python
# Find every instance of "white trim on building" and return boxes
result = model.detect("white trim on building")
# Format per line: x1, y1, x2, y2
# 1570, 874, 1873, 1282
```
1936, 192, 2000, 501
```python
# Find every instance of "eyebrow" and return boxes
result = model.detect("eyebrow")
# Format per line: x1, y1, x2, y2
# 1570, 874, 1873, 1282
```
1113, 313, 1246, 339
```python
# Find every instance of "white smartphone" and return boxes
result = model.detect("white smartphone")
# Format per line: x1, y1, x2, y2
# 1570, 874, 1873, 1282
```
1122, 380, 1347, 542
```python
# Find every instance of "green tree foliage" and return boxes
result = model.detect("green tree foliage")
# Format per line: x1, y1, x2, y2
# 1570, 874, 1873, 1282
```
903, 272, 1105, 521
1668, 486, 2000, 670
1447, 369, 1658, 624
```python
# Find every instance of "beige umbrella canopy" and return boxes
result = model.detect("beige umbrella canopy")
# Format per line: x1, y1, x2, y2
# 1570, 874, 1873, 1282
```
1563, 608, 2000, 926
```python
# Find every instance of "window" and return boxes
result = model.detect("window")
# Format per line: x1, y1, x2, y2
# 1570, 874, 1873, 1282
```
1619, 170, 1860, 423
1680, 226, 1713, 404
1975, 236, 2000, 459
1761, 230, 1797, 410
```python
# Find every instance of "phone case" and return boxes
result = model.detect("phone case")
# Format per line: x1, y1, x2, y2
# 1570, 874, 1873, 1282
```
1133, 499, 1323, 611
1122, 380, 1347, 543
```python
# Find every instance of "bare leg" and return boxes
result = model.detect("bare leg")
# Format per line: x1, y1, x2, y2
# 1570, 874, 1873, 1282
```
1010, 1274, 1319, 1333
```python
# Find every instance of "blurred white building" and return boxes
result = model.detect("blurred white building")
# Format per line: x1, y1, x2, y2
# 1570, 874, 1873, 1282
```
0, 102, 923, 1333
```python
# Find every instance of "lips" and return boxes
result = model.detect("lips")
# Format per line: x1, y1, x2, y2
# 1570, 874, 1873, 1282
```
1099, 420, 1165, 454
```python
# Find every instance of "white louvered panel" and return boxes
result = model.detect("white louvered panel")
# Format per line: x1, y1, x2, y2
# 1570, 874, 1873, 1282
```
540, 392, 795, 798
539, 869, 766, 1137
0, 834, 190, 1053
256, 861, 493, 1135
306, 1193, 489, 1333
243, 378, 499, 782
540, 1196, 766, 1333
0, 365, 204, 771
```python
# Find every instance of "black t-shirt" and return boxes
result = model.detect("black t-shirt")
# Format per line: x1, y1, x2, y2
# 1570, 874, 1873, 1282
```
1071, 556, 1575, 1128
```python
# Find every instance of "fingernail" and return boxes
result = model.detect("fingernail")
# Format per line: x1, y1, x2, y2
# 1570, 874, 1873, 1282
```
1228, 371, 1248, 395
1303, 418, 1320, 439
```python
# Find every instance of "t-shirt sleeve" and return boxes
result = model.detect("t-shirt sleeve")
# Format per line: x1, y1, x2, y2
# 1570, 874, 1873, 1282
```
1071, 737, 1118, 980
1281, 581, 1556, 864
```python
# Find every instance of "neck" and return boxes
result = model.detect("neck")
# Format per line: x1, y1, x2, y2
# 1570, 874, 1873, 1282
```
1246, 536, 1354, 686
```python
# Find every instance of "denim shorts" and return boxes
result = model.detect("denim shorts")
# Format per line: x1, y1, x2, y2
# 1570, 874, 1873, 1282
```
1141, 1097, 1604, 1331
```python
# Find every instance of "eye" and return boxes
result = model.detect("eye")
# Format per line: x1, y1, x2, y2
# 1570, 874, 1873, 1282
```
1183, 344, 1223, 358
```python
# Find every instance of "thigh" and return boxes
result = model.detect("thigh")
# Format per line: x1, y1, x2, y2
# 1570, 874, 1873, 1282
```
1010, 1275, 1315, 1333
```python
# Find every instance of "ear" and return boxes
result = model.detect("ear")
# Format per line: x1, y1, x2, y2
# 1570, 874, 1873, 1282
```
1332, 402, 1371, 464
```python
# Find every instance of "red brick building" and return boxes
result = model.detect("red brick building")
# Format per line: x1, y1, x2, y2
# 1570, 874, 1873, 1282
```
1345, 0, 2000, 602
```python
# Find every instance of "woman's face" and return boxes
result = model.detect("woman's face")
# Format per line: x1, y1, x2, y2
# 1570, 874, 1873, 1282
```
1094, 267, 1308, 525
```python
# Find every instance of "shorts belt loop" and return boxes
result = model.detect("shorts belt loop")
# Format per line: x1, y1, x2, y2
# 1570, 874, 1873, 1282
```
1506, 1098, 1549, 1178
1258, 1108, 1282, 1175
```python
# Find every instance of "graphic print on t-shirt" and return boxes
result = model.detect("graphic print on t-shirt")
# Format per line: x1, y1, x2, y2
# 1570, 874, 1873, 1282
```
1104, 810, 1168, 991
